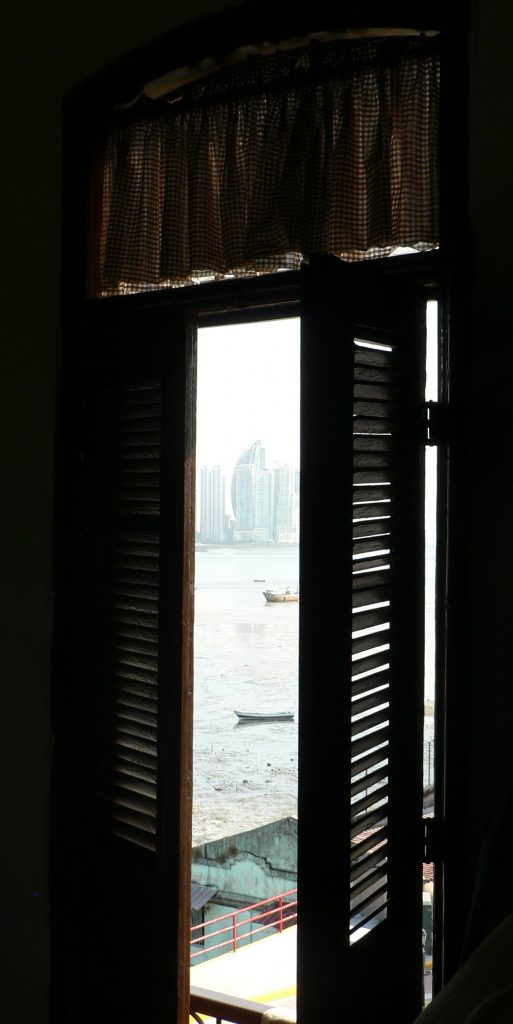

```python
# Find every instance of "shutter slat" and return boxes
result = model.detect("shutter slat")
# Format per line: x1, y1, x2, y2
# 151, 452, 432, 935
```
353, 417, 400, 434
352, 708, 389, 737
116, 650, 159, 672
114, 594, 159, 611
354, 382, 400, 402
352, 690, 389, 717
352, 605, 390, 631
351, 783, 389, 817
351, 729, 388, 760
107, 806, 157, 835
353, 469, 396, 485
351, 650, 390, 676
116, 680, 157, 700
353, 521, 391, 540
350, 824, 388, 862
114, 597, 159, 614
353, 554, 390, 572
116, 705, 157, 728
116, 634, 159, 653
115, 619, 159, 637
117, 693, 158, 715
350, 845, 388, 883
353, 536, 391, 555
110, 822, 157, 851
353, 399, 401, 418
114, 761, 157, 787
351, 746, 388, 777
117, 536, 160, 554
112, 770, 157, 800
353, 485, 392, 501
113, 745, 157, 773
353, 452, 398, 469
352, 632, 389, 658
108, 785, 156, 817
351, 670, 389, 696
350, 881, 388, 920
354, 361, 399, 384
114, 737, 157, 759
115, 716, 157, 740
119, 489, 161, 503
350, 864, 388, 903
351, 584, 390, 608
354, 345, 394, 368
351, 764, 388, 799
116, 632, 159, 651
352, 569, 390, 592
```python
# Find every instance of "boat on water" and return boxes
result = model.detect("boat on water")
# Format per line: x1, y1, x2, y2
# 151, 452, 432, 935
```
234, 710, 295, 722
263, 587, 299, 603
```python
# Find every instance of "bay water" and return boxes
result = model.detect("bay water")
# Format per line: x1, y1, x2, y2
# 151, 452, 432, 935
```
193, 545, 299, 845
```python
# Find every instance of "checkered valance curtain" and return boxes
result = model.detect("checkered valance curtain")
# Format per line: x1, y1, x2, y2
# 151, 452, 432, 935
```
99, 35, 439, 294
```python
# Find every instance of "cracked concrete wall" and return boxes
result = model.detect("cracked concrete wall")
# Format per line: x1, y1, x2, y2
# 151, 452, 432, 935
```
192, 817, 298, 902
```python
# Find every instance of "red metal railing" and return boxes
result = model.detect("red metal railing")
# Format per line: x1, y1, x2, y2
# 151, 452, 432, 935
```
190, 888, 298, 961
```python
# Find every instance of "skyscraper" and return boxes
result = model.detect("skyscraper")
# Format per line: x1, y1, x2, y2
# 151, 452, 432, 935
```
199, 465, 226, 542
273, 465, 298, 543
233, 463, 254, 533
231, 441, 266, 540
253, 468, 274, 541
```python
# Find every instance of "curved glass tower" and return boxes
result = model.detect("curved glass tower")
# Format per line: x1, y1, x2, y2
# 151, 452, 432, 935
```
231, 441, 266, 531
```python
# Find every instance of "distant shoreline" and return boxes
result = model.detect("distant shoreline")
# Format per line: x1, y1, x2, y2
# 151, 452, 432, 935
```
195, 542, 299, 551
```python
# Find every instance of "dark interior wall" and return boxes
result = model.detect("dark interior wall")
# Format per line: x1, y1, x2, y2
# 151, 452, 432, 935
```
462, 0, 513, 918
2, 0, 513, 1021
3, 3, 238, 1021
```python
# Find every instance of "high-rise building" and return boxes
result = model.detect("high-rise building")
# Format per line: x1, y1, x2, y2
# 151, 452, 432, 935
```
253, 468, 274, 541
199, 465, 226, 542
231, 441, 266, 539
233, 463, 254, 533
273, 465, 298, 543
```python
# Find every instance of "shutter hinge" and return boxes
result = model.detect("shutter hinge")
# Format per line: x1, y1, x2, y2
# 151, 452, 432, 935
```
423, 816, 444, 863
422, 401, 450, 446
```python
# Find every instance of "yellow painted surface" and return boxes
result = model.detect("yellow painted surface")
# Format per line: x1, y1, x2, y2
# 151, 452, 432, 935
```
190, 925, 297, 1019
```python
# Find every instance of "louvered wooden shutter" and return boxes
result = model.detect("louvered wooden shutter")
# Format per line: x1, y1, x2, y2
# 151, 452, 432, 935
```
96, 372, 162, 850
64, 300, 194, 1024
298, 256, 425, 1023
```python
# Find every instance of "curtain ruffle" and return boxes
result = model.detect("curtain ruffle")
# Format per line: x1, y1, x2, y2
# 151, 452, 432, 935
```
100, 36, 439, 295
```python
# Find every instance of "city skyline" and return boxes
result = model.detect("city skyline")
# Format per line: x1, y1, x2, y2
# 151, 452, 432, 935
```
198, 440, 299, 544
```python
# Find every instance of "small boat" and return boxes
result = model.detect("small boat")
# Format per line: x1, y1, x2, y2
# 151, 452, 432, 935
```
234, 710, 295, 722
263, 587, 299, 603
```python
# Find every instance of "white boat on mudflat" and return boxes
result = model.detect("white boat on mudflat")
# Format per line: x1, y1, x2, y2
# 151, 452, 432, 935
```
262, 587, 299, 603
234, 710, 295, 722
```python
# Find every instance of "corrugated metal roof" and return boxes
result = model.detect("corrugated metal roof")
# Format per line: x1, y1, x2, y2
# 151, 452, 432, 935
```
191, 883, 217, 910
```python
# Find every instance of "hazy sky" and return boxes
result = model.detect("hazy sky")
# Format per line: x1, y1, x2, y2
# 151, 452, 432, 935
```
196, 318, 301, 494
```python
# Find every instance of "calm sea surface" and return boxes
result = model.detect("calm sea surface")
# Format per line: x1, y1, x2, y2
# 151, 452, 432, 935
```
192, 544, 435, 845
193, 545, 299, 844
